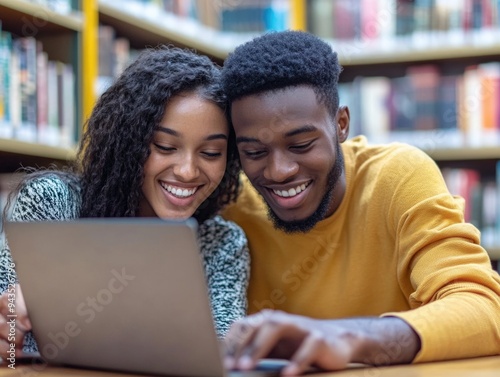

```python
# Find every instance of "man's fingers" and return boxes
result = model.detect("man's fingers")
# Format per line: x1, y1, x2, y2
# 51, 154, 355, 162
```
235, 321, 289, 370
281, 332, 324, 376
224, 320, 259, 369
283, 331, 351, 375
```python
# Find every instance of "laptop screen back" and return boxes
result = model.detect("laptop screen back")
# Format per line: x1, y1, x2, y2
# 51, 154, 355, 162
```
6, 218, 226, 377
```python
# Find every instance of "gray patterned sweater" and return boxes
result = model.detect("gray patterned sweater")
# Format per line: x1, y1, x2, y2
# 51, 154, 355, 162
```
0, 175, 249, 352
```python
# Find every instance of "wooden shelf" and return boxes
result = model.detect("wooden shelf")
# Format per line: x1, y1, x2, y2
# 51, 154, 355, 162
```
98, 0, 500, 66
487, 248, 500, 260
98, 0, 253, 60
0, 138, 76, 161
425, 147, 500, 161
332, 32, 500, 66
0, 0, 83, 34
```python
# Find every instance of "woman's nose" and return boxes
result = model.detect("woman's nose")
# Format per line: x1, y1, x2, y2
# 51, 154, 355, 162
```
173, 156, 199, 181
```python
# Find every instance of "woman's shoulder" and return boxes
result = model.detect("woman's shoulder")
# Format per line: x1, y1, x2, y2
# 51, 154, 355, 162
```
198, 215, 246, 239
11, 171, 81, 221
197, 215, 247, 254
17, 172, 80, 204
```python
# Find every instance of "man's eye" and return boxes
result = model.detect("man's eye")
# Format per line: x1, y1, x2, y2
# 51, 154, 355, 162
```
290, 140, 314, 151
243, 150, 265, 159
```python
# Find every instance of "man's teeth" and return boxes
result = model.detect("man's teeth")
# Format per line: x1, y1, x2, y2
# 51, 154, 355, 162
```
161, 183, 197, 198
273, 183, 308, 198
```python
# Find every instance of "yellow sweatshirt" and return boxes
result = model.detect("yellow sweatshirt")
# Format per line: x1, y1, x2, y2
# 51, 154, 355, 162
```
222, 136, 500, 363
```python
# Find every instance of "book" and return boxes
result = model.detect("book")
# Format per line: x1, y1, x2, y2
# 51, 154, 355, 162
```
16, 37, 38, 143
36, 41, 49, 144
359, 76, 391, 144
307, 0, 334, 39
0, 30, 13, 138
406, 65, 441, 131
478, 62, 500, 146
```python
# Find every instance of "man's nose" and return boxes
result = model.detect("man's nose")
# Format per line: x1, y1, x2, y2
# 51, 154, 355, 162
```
263, 151, 299, 182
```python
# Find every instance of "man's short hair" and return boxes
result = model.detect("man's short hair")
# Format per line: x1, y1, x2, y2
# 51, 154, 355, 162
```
221, 30, 342, 117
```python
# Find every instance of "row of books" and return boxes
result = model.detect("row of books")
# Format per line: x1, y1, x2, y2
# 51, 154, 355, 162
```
308, 0, 500, 45
0, 27, 76, 148
442, 166, 500, 251
109, 0, 290, 33
24, 0, 73, 14
341, 62, 500, 149
97, 25, 140, 97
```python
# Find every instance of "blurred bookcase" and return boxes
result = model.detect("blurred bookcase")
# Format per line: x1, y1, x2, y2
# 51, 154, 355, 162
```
0, 0, 498, 264
305, 0, 500, 264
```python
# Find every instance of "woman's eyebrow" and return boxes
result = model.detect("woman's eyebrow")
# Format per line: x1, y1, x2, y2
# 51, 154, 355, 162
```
156, 126, 179, 137
206, 134, 228, 141
156, 127, 227, 141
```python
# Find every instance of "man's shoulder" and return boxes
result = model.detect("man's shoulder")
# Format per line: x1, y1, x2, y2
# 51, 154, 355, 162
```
222, 174, 267, 220
343, 136, 434, 170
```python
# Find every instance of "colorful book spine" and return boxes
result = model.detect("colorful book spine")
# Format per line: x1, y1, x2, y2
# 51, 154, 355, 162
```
0, 30, 12, 138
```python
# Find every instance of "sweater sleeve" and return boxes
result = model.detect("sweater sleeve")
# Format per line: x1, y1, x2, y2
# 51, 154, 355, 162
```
1, 174, 81, 293
380, 146, 500, 362
198, 215, 250, 338
9, 174, 81, 222
0, 175, 81, 354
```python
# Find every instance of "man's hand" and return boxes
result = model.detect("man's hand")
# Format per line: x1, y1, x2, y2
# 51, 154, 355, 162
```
224, 310, 420, 376
0, 284, 31, 359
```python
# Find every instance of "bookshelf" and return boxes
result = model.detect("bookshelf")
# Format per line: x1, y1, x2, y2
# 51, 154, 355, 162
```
0, 0, 83, 31
0, 0, 88, 172
98, 0, 251, 61
304, 0, 500, 264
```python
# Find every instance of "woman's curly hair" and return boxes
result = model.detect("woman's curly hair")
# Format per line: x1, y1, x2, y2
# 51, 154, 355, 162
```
221, 30, 342, 119
75, 46, 240, 222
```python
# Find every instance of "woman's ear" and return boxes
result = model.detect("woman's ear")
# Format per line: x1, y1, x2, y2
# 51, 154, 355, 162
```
336, 106, 350, 143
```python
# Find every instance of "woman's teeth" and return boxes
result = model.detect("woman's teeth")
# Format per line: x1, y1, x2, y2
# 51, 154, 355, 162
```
161, 183, 197, 198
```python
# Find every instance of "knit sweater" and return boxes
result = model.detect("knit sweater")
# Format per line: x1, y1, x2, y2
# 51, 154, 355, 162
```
0, 174, 249, 352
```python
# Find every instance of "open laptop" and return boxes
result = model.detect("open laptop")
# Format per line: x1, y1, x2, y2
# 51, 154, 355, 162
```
5, 218, 287, 377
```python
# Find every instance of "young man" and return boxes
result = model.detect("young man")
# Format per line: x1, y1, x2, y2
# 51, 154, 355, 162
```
221, 30, 500, 375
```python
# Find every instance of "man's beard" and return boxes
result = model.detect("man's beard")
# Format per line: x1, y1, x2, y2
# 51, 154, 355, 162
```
267, 145, 344, 234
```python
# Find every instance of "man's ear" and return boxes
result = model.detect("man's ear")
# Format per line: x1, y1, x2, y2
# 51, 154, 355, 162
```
336, 106, 350, 143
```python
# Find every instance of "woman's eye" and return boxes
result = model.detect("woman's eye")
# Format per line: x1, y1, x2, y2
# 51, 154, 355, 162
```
154, 143, 175, 152
202, 151, 222, 158
290, 140, 314, 151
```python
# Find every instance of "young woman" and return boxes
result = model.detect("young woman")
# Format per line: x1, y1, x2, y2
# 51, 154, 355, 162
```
0, 46, 249, 357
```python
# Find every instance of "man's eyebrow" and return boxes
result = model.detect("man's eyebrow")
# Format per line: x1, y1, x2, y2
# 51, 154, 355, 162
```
236, 125, 318, 144
285, 125, 318, 137
236, 136, 260, 144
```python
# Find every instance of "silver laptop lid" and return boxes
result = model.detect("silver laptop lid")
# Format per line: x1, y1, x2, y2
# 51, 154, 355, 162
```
6, 218, 226, 377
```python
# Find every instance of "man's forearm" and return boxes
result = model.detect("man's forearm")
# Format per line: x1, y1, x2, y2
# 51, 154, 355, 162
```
320, 316, 421, 366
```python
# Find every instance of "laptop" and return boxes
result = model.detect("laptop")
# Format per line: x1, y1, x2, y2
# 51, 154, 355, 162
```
5, 218, 287, 377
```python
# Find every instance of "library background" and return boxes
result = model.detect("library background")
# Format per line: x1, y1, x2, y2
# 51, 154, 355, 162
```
0, 0, 499, 271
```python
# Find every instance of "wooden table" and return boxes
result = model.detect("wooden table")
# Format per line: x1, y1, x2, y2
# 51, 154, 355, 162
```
1, 356, 499, 376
